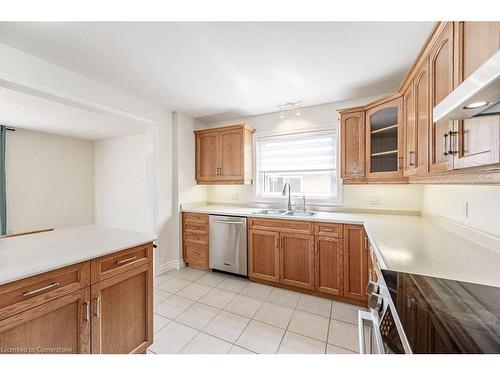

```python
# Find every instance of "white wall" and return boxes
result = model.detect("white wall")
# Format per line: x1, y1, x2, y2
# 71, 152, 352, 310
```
1, 42, 176, 274
197, 96, 423, 212
422, 185, 500, 237
94, 132, 155, 234
175, 112, 207, 205
6, 129, 94, 233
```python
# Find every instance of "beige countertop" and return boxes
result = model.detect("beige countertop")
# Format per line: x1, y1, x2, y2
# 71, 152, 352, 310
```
0, 225, 156, 286
183, 205, 500, 288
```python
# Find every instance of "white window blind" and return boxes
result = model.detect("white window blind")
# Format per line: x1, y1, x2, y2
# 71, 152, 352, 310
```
256, 129, 338, 199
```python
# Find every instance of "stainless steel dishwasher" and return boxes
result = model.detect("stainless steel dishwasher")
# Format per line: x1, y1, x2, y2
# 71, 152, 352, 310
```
209, 215, 247, 276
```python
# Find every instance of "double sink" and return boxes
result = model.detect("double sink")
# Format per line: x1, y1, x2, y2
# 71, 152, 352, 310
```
251, 209, 317, 218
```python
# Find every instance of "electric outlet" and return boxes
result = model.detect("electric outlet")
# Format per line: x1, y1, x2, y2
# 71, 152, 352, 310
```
461, 201, 469, 218
369, 195, 381, 206
231, 192, 239, 201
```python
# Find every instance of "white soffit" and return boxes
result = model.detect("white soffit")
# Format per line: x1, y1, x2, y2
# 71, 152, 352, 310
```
0, 86, 148, 140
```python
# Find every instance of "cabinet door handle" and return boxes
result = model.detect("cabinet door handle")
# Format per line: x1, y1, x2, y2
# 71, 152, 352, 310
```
449, 130, 458, 155
443, 133, 449, 155
275, 237, 278, 249
116, 256, 137, 265
83, 302, 90, 322
23, 282, 60, 297
364, 236, 368, 250
94, 297, 101, 318
408, 151, 415, 167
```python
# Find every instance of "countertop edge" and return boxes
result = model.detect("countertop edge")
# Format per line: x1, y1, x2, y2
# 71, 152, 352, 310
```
0, 226, 157, 286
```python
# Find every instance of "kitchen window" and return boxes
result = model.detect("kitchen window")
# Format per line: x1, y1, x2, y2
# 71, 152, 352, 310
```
255, 129, 339, 201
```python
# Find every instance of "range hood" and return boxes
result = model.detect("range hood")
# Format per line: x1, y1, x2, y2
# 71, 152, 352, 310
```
433, 50, 500, 122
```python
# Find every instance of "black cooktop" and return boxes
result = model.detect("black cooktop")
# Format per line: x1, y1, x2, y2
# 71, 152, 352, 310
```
381, 270, 500, 354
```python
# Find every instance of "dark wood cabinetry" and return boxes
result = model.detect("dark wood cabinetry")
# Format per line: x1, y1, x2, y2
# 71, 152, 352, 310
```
400, 274, 460, 354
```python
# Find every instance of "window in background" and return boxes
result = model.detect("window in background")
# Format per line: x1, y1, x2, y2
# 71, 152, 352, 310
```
256, 129, 339, 200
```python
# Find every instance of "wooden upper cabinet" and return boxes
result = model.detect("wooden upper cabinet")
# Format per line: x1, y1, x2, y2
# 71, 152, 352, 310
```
403, 83, 416, 176
429, 22, 455, 173
0, 288, 91, 354
365, 97, 405, 182
279, 233, 315, 290
248, 229, 280, 283
196, 132, 219, 182
343, 225, 368, 302
91, 263, 152, 354
315, 236, 343, 296
453, 22, 500, 169
340, 110, 365, 181
405, 57, 430, 176
195, 124, 255, 185
413, 57, 430, 175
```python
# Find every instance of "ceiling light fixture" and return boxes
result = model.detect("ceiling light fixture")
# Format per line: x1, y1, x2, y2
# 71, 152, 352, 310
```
277, 101, 302, 119
463, 101, 490, 110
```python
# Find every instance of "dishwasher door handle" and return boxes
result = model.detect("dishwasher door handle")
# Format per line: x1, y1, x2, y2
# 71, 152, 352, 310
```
212, 220, 245, 225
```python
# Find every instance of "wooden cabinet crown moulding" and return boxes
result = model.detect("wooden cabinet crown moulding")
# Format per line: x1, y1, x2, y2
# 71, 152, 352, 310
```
194, 123, 256, 185
338, 21, 500, 185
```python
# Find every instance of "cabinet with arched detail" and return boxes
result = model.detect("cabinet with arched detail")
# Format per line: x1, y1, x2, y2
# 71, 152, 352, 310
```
365, 97, 405, 182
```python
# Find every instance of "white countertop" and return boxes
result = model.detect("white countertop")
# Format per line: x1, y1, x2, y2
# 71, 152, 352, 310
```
183, 205, 500, 288
0, 225, 156, 285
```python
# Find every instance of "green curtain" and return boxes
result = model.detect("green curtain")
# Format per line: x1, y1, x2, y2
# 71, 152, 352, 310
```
0, 125, 6, 235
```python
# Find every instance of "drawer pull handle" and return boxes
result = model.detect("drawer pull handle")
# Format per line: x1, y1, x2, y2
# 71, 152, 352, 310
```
193, 252, 200, 256
116, 256, 137, 265
323, 228, 334, 231
23, 282, 60, 297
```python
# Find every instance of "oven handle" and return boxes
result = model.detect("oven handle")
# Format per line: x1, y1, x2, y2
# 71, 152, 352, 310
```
358, 310, 385, 354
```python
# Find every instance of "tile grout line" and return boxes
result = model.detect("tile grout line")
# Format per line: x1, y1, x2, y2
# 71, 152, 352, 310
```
275, 295, 301, 354
325, 300, 334, 354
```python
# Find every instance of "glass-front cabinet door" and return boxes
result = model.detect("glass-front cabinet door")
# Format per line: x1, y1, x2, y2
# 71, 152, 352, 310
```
365, 97, 404, 181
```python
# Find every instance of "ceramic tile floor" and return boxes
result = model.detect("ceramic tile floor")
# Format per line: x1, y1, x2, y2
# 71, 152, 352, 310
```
148, 267, 366, 354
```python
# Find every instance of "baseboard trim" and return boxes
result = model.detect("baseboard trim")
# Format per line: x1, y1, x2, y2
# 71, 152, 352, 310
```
158, 259, 186, 275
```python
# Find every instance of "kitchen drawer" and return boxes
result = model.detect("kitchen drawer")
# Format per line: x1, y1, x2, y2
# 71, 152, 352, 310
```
183, 213, 209, 225
91, 243, 153, 284
185, 243, 208, 263
184, 243, 209, 269
314, 222, 343, 237
0, 261, 90, 320
183, 233, 209, 245
183, 222, 208, 235
249, 218, 313, 234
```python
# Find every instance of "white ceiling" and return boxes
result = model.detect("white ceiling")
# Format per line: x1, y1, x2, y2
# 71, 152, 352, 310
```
0, 22, 435, 122
0, 87, 147, 141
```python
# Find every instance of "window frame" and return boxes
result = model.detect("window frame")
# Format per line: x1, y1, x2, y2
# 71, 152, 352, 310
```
253, 127, 342, 204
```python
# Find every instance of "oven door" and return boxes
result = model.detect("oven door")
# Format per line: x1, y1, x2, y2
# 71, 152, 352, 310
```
358, 310, 386, 354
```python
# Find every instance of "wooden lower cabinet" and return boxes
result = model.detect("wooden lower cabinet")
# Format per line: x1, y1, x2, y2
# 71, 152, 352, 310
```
401, 274, 460, 353
343, 225, 369, 302
280, 233, 315, 290
315, 236, 343, 296
0, 288, 90, 354
91, 262, 153, 354
248, 219, 369, 305
0, 243, 154, 354
248, 229, 280, 283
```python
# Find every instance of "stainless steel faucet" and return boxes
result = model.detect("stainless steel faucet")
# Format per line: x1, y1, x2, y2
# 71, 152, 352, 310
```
282, 183, 292, 211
